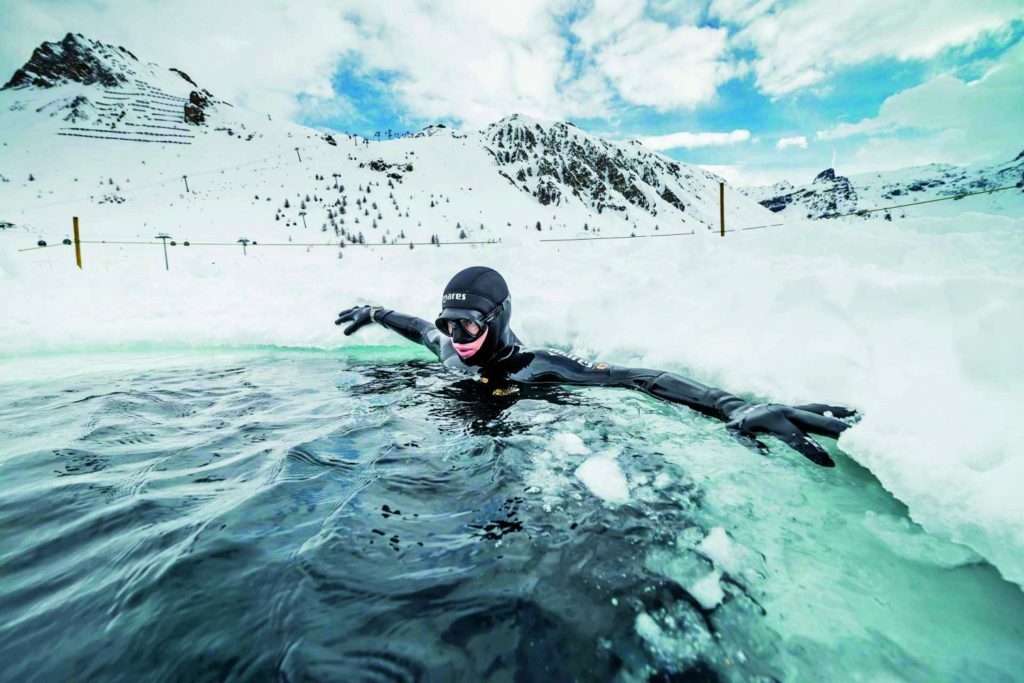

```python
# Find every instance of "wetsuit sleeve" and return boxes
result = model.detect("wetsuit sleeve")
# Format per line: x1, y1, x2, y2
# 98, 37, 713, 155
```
376, 309, 443, 358
523, 350, 748, 421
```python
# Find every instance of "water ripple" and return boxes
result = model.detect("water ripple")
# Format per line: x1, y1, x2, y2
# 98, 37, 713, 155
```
0, 351, 1021, 682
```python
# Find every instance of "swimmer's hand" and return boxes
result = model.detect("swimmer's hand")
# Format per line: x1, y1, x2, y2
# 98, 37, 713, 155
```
725, 403, 859, 467
334, 305, 384, 335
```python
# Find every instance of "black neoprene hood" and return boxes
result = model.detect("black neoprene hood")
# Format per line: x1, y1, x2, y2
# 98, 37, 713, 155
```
435, 266, 518, 366
437, 266, 510, 319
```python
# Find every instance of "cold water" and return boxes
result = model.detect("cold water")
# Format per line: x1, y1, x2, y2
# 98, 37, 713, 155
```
1, 349, 1021, 682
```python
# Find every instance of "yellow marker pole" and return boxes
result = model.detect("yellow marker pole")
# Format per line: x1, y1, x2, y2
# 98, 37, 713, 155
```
719, 182, 725, 237
73, 216, 82, 269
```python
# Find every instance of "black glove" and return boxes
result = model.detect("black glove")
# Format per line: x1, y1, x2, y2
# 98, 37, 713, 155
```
334, 305, 386, 335
725, 402, 858, 467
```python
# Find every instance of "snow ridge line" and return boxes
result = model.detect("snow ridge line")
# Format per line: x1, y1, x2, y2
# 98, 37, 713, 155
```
821, 183, 1023, 219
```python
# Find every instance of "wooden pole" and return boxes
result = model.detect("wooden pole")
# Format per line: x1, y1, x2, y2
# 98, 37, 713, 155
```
73, 216, 82, 269
719, 182, 725, 237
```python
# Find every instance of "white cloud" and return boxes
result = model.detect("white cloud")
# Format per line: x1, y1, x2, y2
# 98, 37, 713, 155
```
815, 40, 1024, 167
571, 0, 743, 111
345, 1, 601, 127
708, 0, 774, 25
722, 0, 1024, 96
638, 129, 751, 150
589, 21, 741, 110
0, 1, 752, 128
776, 135, 807, 150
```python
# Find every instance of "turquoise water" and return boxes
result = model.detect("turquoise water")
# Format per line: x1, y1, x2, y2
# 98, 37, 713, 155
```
0, 349, 1021, 682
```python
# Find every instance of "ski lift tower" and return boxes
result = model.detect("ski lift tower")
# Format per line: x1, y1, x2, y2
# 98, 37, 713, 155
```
155, 233, 172, 270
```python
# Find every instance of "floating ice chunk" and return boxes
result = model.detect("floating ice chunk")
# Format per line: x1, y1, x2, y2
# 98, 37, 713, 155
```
552, 432, 590, 455
862, 512, 983, 568
635, 608, 712, 665
697, 527, 742, 575
635, 612, 666, 651
688, 570, 724, 610
575, 454, 629, 504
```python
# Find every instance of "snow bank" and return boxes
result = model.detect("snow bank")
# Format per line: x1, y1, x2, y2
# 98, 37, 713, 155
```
2, 212, 1023, 588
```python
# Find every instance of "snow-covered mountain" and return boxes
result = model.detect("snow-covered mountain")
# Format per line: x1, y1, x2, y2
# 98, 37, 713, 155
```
0, 33, 773, 249
483, 115, 733, 228
741, 155, 1024, 220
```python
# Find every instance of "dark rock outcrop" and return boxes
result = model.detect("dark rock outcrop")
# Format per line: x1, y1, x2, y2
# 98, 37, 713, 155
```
184, 89, 213, 125
813, 168, 837, 183
756, 168, 858, 217
483, 115, 688, 217
2, 33, 132, 90
170, 67, 197, 87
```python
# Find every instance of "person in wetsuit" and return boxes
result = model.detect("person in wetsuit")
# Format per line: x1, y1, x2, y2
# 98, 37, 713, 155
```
335, 266, 857, 466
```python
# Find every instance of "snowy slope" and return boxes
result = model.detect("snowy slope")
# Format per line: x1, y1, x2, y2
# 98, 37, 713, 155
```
741, 156, 1024, 219
0, 33, 772, 252
2, 34, 1024, 591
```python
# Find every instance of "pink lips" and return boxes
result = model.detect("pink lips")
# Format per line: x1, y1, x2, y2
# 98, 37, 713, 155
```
453, 327, 488, 358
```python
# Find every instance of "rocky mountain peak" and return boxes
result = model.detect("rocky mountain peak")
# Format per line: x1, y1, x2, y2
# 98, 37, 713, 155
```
813, 168, 837, 183
481, 113, 691, 217
1, 33, 139, 90
2, 32, 204, 94
751, 167, 857, 217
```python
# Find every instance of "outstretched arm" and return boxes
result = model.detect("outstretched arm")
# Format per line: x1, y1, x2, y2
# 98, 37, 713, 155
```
523, 350, 857, 467
335, 305, 442, 358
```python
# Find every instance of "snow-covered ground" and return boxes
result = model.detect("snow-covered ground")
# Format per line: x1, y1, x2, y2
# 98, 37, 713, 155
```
2, 33, 1023, 593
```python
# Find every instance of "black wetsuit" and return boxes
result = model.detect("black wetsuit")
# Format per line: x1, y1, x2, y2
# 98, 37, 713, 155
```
375, 309, 748, 422
336, 266, 856, 466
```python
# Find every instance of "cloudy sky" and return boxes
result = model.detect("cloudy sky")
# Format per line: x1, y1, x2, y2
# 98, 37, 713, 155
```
2, 0, 1022, 185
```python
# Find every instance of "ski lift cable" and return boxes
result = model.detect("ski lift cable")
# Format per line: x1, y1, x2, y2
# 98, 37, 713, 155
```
6, 140, 330, 213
